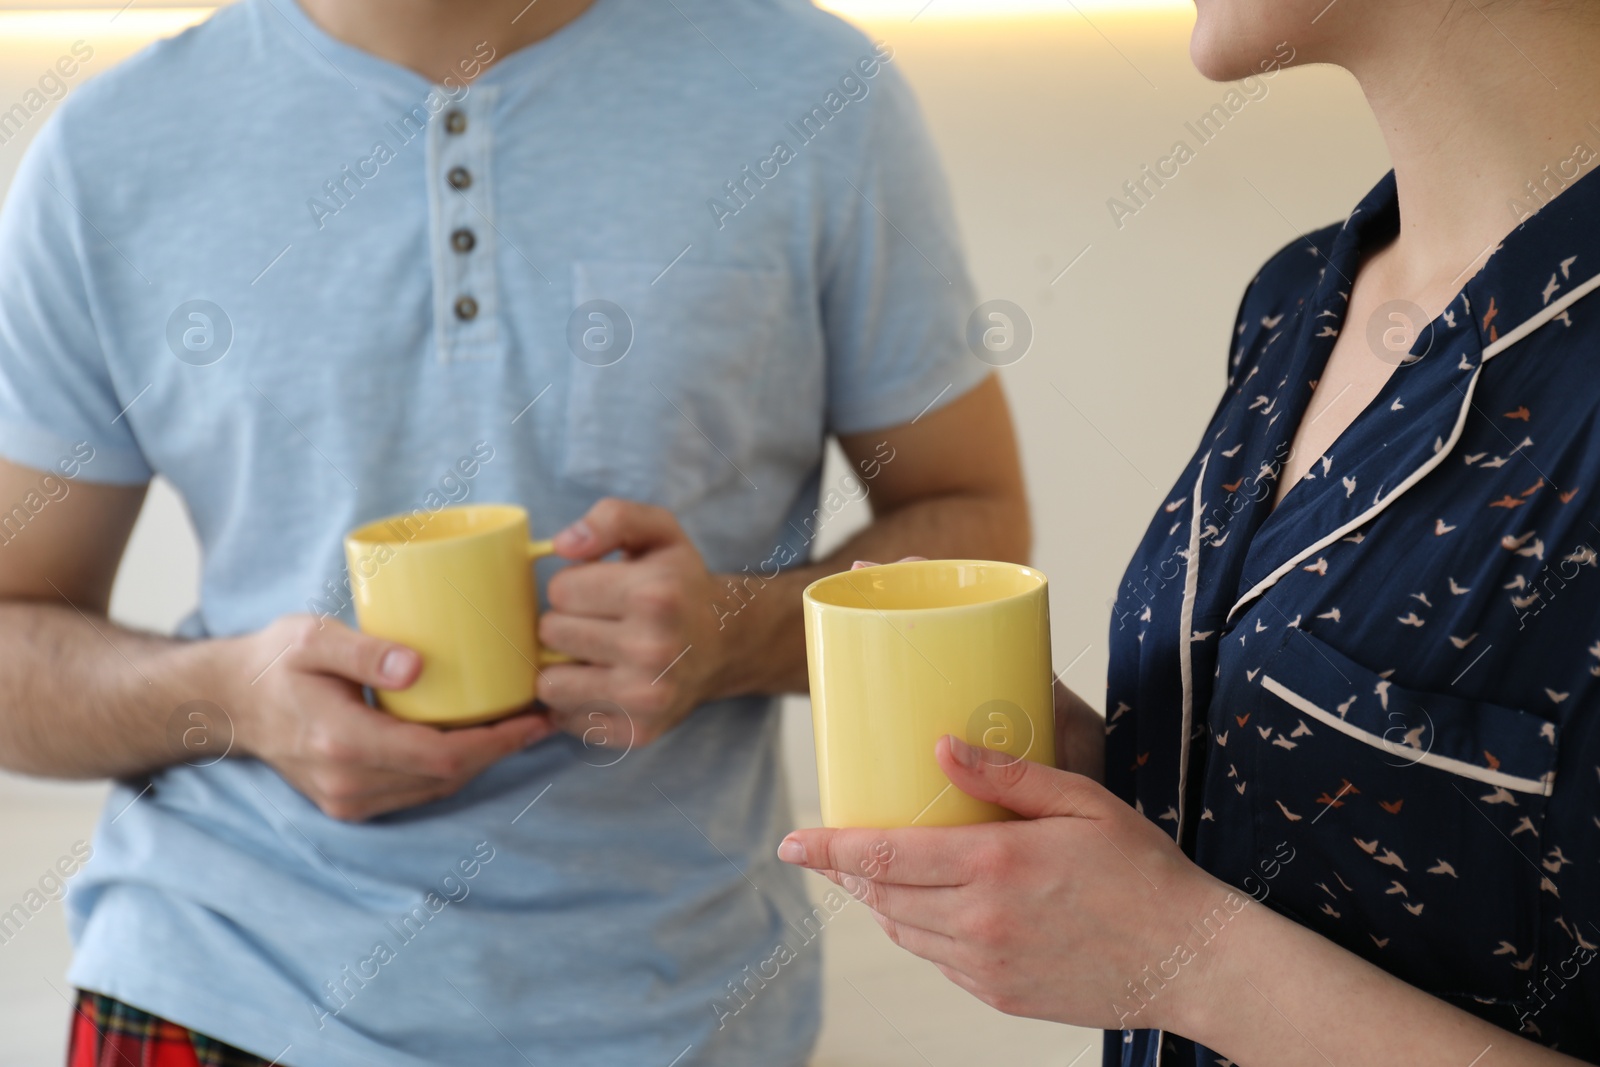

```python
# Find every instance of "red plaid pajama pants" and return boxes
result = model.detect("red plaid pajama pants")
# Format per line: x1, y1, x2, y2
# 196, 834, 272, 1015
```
68, 991, 275, 1067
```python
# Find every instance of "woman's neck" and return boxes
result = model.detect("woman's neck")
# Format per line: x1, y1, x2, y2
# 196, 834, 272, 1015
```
1345, 5, 1600, 304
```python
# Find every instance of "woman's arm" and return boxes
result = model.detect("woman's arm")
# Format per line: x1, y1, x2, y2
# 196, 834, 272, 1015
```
1054, 678, 1105, 783
778, 738, 1582, 1067
1181, 897, 1576, 1067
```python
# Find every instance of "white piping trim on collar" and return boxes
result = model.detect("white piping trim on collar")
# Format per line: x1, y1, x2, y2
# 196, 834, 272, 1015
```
1175, 451, 1209, 848
1225, 268, 1600, 624
1226, 363, 1483, 623
1481, 267, 1600, 360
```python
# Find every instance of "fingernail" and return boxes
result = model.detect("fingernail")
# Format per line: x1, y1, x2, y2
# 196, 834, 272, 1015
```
381, 648, 416, 684
851, 560, 875, 570
555, 520, 594, 552
946, 734, 979, 769
777, 837, 806, 864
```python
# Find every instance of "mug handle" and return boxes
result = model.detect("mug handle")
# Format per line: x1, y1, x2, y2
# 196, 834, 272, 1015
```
527, 539, 575, 666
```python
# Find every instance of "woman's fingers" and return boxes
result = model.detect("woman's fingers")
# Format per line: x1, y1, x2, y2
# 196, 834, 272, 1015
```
813, 866, 994, 978
823, 868, 969, 935
937, 735, 1112, 820
778, 825, 976, 886
861, 899, 967, 967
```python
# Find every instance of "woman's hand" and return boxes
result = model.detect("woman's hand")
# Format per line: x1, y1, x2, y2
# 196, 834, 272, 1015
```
781, 744, 1594, 1066
777, 735, 1234, 1030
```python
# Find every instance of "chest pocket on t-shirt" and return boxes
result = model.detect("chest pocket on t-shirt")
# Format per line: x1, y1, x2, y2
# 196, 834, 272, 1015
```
1244, 627, 1557, 1006
560, 260, 802, 510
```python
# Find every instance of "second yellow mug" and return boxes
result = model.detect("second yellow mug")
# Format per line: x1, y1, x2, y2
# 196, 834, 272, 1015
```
802, 559, 1055, 828
345, 504, 566, 726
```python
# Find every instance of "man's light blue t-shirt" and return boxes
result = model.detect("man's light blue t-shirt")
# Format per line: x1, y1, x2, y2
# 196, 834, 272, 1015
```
0, 1, 988, 1063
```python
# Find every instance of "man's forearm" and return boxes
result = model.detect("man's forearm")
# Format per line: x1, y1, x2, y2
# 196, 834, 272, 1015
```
710, 490, 1030, 697
0, 602, 223, 778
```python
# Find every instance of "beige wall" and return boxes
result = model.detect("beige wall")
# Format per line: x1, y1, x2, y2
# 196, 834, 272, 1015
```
0, 8, 1390, 1063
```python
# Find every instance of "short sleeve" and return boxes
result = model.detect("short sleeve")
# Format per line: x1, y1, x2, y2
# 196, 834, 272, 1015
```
0, 118, 152, 484
819, 56, 991, 435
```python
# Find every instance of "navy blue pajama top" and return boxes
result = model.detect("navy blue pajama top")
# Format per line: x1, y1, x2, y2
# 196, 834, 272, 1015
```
1105, 170, 1600, 1066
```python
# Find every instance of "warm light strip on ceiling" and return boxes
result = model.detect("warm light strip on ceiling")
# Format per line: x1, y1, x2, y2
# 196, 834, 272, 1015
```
818, 0, 1190, 18
0, 0, 1190, 40
0, 7, 212, 37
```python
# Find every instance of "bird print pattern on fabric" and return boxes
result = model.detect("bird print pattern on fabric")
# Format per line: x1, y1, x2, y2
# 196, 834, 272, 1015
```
1104, 170, 1600, 1067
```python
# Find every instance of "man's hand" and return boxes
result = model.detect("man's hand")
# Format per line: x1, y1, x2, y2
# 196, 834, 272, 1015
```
537, 499, 730, 750
219, 615, 554, 821
0, 461, 538, 802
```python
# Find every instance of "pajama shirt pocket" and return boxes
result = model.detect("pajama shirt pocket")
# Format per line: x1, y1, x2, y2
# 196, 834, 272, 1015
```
1245, 627, 1557, 1006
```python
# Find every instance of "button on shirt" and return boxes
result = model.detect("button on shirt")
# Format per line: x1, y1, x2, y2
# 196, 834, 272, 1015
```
0, 1, 987, 1064
1105, 171, 1600, 1066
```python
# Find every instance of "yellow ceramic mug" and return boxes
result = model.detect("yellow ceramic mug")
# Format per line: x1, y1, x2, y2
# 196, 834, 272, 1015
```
345, 504, 567, 726
803, 559, 1055, 828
